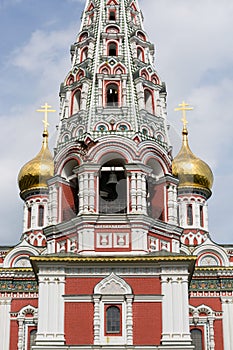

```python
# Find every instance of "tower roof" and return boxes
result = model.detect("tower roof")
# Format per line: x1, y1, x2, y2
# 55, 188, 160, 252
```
172, 103, 213, 196
18, 106, 54, 199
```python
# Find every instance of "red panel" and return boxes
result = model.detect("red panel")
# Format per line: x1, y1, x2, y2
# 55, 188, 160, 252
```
190, 297, 222, 311
65, 303, 94, 344
10, 320, 18, 350
124, 277, 161, 294
11, 298, 38, 312
133, 302, 162, 345
65, 277, 102, 294
61, 183, 76, 221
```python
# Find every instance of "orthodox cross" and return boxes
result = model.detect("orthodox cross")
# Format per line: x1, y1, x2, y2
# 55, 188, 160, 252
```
175, 101, 193, 129
36, 103, 56, 132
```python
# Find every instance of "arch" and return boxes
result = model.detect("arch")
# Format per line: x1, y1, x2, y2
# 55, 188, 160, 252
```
78, 31, 88, 42
66, 74, 74, 86
193, 239, 229, 267
137, 46, 144, 61
61, 158, 79, 180
100, 64, 111, 75
3, 240, 40, 268
106, 25, 120, 33
107, 41, 118, 56
94, 122, 110, 132
106, 83, 119, 107
80, 47, 88, 62
99, 159, 127, 214
144, 88, 154, 114
76, 69, 85, 81
113, 63, 126, 74
151, 74, 160, 85
94, 272, 132, 294
141, 69, 149, 80
136, 30, 146, 41
71, 89, 82, 115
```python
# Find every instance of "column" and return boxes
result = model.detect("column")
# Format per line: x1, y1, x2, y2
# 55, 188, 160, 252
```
48, 184, 58, 225
36, 272, 65, 346
161, 266, 192, 347
130, 173, 137, 213
221, 297, 233, 350
78, 173, 84, 214
125, 295, 133, 345
83, 173, 89, 213
141, 174, 147, 215
93, 295, 101, 345
0, 298, 11, 350
89, 172, 95, 213
167, 183, 178, 225
136, 173, 142, 212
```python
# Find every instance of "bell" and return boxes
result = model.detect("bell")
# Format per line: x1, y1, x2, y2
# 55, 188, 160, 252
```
107, 171, 118, 184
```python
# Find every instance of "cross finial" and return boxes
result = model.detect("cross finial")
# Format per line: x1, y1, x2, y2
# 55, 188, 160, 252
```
175, 101, 193, 130
36, 103, 56, 133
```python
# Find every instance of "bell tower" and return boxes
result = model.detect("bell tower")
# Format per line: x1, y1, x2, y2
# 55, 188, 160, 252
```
45, 0, 181, 256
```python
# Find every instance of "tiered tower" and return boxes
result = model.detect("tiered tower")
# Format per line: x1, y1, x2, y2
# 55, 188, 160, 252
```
30, 0, 195, 349
45, 0, 181, 256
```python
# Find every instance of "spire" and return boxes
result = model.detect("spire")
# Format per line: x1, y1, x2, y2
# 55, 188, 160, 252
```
57, 0, 171, 153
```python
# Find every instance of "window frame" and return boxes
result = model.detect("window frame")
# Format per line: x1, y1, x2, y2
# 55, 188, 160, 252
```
105, 304, 122, 336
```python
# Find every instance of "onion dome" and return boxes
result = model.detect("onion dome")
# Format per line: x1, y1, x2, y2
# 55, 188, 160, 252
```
172, 123, 213, 197
18, 130, 54, 198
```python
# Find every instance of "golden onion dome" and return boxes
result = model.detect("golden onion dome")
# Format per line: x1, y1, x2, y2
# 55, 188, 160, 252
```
172, 127, 213, 193
18, 130, 54, 197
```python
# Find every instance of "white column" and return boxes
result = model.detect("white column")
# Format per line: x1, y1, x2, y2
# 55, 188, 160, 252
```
49, 184, 58, 225
130, 173, 137, 213
0, 298, 11, 350
141, 174, 147, 215
36, 272, 65, 346
136, 173, 142, 212
78, 173, 84, 214
93, 295, 101, 345
89, 173, 95, 213
23, 203, 28, 232
168, 184, 177, 224
161, 267, 192, 346
83, 173, 89, 213
125, 295, 133, 345
221, 297, 233, 350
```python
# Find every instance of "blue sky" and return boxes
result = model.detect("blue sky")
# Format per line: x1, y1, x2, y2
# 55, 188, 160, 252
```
0, 0, 233, 245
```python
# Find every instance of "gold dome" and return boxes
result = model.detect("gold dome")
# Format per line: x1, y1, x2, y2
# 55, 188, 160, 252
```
18, 130, 54, 197
172, 127, 213, 192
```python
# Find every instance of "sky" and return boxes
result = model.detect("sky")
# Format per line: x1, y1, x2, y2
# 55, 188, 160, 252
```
0, 0, 233, 245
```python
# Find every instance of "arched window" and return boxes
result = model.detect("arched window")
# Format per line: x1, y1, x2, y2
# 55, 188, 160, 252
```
73, 90, 81, 114
106, 84, 119, 107
106, 306, 120, 333
191, 329, 203, 350
108, 42, 117, 56
109, 10, 116, 21
38, 205, 44, 227
187, 204, 193, 225
137, 47, 144, 61
81, 47, 88, 62
144, 89, 154, 114
27, 207, 32, 229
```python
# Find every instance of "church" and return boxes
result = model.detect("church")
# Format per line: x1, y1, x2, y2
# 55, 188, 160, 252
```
0, 0, 232, 349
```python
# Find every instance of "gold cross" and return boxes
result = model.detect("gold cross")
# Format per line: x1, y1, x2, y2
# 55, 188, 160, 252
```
36, 103, 56, 132
175, 101, 193, 129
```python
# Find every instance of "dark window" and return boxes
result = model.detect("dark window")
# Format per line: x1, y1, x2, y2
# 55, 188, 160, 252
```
200, 205, 204, 227
109, 11, 116, 20
27, 207, 32, 229
144, 89, 154, 114
191, 329, 203, 350
30, 329, 37, 350
187, 204, 193, 225
38, 205, 44, 227
108, 42, 117, 56
106, 306, 120, 333
73, 90, 81, 114
106, 84, 119, 107
137, 47, 143, 61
